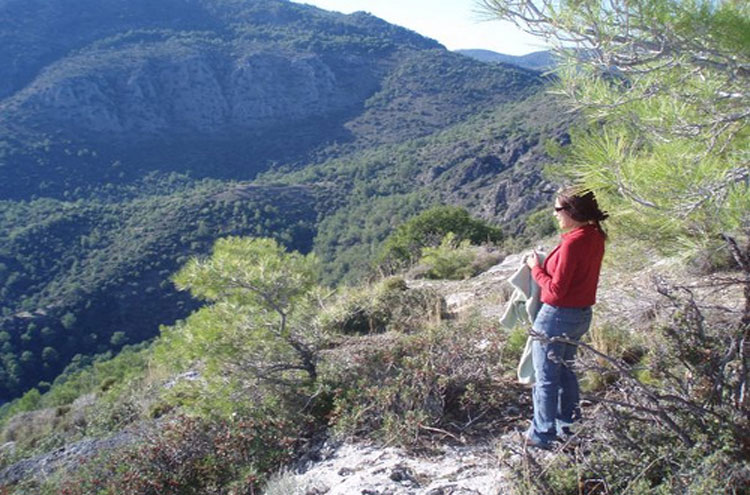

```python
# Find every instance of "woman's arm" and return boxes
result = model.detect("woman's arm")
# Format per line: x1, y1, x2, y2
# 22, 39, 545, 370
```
531, 239, 580, 301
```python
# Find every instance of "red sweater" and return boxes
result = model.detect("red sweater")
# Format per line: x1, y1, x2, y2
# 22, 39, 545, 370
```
531, 224, 605, 307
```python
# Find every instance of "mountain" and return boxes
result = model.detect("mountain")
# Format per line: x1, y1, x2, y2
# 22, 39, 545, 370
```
0, 2, 745, 493
0, 0, 545, 200
0, 0, 436, 199
456, 49, 556, 71
0, 0, 569, 401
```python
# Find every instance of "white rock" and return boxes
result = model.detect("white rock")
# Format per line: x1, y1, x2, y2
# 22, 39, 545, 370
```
266, 442, 512, 495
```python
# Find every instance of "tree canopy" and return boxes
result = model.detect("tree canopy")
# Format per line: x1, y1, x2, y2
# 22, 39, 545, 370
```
156, 237, 326, 414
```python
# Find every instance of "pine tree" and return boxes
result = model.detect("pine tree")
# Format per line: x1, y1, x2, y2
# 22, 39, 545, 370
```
481, 0, 749, 317
157, 237, 325, 413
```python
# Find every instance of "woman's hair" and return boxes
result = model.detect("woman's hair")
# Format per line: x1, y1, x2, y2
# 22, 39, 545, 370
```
557, 187, 609, 239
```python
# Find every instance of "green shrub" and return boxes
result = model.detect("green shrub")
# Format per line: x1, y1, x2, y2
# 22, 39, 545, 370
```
321, 316, 520, 445
318, 276, 445, 335
418, 233, 502, 280
501, 325, 529, 367
376, 206, 503, 274
419, 234, 477, 280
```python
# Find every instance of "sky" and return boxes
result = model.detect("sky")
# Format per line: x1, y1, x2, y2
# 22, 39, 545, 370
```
290, 0, 548, 56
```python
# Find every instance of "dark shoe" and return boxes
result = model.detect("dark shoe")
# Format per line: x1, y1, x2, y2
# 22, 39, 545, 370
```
557, 420, 576, 440
524, 435, 553, 451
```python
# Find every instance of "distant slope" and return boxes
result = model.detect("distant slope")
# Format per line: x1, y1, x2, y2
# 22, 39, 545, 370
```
0, 0, 434, 101
262, 90, 570, 284
456, 49, 555, 71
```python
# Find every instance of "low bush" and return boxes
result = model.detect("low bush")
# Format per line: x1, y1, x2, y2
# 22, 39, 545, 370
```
320, 315, 525, 445
686, 239, 739, 275
262, 469, 302, 495
581, 321, 646, 392
45, 414, 301, 495
318, 277, 445, 335
417, 233, 503, 280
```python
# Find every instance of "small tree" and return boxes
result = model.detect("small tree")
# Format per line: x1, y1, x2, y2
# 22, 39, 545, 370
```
159, 237, 325, 401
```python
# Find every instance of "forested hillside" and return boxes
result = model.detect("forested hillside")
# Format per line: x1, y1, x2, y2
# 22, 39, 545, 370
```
0, 177, 323, 399
0, 0, 566, 401
261, 90, 568, 284
0, 0, 542, 200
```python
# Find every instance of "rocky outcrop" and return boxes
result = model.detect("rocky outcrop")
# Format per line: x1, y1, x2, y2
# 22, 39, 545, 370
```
5, 48, 379, 136
267, 442, 513, 495
0, 431, 139, 487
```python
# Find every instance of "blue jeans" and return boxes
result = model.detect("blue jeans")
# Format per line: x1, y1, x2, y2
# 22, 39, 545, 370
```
526, 303, 592, 446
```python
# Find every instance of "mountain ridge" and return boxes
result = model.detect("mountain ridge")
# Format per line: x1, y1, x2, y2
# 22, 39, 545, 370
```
456, 48, 555, 71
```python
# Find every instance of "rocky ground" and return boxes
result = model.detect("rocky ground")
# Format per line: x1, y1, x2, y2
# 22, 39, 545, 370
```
267, 440, 514, 495
0, 430, 139, 487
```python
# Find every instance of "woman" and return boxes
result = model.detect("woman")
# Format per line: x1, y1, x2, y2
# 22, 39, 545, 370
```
524, 188, 608, 449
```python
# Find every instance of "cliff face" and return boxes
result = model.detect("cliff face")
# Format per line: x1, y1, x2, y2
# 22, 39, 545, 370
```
6, 46, 380, 136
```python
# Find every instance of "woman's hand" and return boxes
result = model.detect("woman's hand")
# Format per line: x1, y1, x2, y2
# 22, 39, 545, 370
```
526, 250, 540, 269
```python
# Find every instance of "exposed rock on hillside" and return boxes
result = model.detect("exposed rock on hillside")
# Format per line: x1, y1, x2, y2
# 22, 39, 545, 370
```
8, 48, 380, 135
268, 442, 512, 495
0, 0, 548, 200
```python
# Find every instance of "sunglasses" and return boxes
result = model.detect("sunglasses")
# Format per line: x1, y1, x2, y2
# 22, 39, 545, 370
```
554, 205, 568, 212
